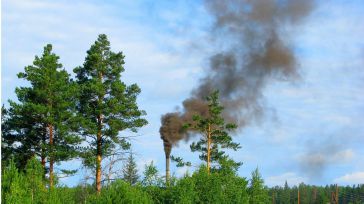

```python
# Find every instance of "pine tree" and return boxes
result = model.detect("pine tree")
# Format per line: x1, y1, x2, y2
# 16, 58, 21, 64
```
189, 91, 241, 174
248, 168, 270, 204
122, 153, 139, 185
74, 34, 148, 193
1, 105, 12, 168
2, 159, 29, 203
25, 157, 47, 202
282, 180, 291, 204
142, 161, 161, 186
3, 100, 46, 171
6, 44, 81, 187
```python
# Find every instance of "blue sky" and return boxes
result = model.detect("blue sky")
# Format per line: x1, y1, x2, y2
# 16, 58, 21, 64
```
2, 0, 364, 187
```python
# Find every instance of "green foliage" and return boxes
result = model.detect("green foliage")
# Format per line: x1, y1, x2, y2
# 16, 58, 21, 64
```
170, 155, 191, 167
268, 183, 364, 204
2, 157, 46, 203
71, 184, 96, 204
142, 161, 163, 186
2, 158, 364, 203
25, 157, 47, 202
191, 166, 249, 204
122, 152, 140, 185
164, 175, 196, 204
3, 100, 46, 170
189, 90, 241, 169
3, 44, 81, 176
155, 165, 249, 204
1, 105, 13, 168
88, 180, 153, 203
74, 34, 147, 176
248, 168, 269, 204
2, 159, 30, 203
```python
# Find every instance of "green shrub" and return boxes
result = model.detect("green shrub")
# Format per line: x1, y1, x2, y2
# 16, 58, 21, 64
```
144, 165, 249, 204
191, 167, 249, 204
88, 180, 153, 204
165, 176, 196, 204
2, 159, 31, 204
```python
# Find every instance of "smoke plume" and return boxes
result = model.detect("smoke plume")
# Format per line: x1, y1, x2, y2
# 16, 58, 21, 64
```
160, 0, 314, 154
299, 133, 355, 180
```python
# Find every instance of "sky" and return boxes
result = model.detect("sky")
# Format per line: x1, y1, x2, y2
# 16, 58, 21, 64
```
2, 0, 364, 187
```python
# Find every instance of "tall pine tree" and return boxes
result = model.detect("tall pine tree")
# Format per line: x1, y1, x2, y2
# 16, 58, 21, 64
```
6, 44, 81, 187
189, 91, 241, 174
74, 34, 147, 193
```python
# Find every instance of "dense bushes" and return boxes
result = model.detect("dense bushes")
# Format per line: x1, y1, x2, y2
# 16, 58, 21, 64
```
3, 158, 363, 203
142, 165, 249, 204
1, 157, 76, 204
1, 158, 251, 204
88, 181, 153, 204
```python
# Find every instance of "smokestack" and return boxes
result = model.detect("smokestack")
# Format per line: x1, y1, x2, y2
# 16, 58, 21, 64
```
163, 138, 171, 185
159, 113, 186, 185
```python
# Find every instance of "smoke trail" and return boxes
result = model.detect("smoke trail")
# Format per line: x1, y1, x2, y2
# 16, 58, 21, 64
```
160, 0, 314, 156
299, 133, 354, 180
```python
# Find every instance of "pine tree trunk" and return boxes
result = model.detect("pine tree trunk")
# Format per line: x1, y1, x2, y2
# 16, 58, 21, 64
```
41, 156, 46, 170
165, 153, 170, 186
41, 130, 46, 178
96, 71, 104, 194
41, 154, 46, 178
49, 124, 54, 188
206, 123, 211, 175
96, 114, 102, 194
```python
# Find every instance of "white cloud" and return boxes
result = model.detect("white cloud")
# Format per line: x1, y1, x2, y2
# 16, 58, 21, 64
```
2, 0, 203, 105
265, 172, 308, 187
334, 172, 364, 185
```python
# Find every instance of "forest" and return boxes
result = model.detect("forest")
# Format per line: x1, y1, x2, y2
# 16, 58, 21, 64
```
2, 34, 364, 204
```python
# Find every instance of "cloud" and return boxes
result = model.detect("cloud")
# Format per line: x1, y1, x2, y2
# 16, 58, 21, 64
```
334, 172, 364, 185
2, 0, 204, 104
265, 172, 308, 187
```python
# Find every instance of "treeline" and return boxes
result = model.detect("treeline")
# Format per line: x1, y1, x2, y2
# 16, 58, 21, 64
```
2, 155, 270, 203
2, 156, 364, 203
269, 182, 364, 204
